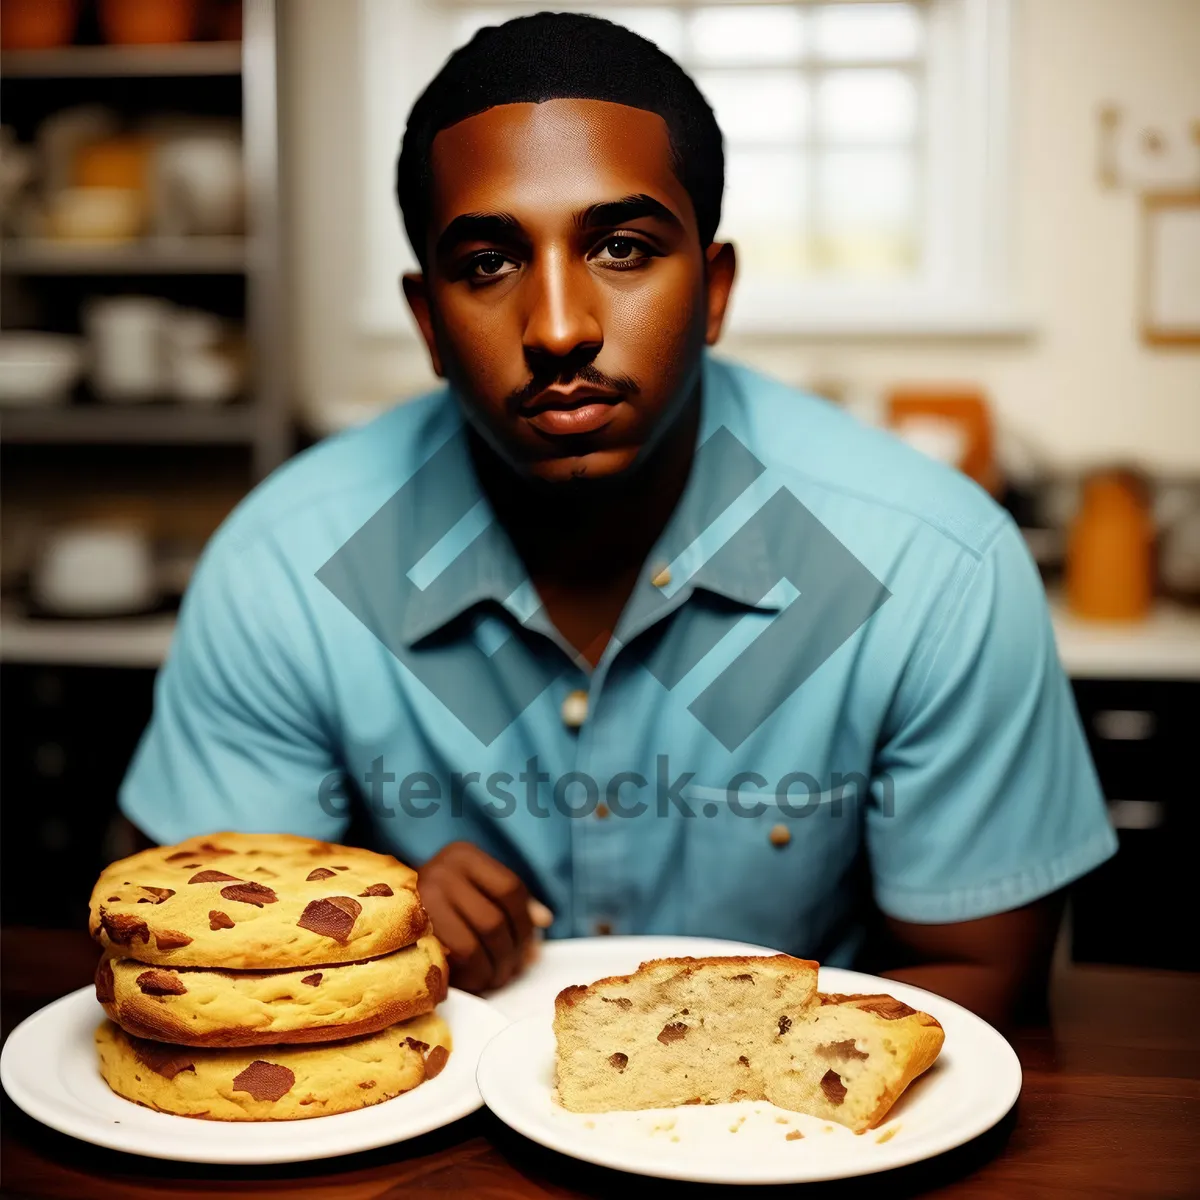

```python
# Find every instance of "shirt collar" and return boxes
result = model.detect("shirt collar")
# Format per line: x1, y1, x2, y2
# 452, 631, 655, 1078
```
399, 351, 787, 648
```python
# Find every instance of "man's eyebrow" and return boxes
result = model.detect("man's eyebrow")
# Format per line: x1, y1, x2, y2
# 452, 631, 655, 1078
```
435, 211, 524, 259
575, 193, 683, 232
433, 194, 682, 260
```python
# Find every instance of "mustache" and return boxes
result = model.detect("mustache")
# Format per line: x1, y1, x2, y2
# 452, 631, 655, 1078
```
506, 362, 640, 410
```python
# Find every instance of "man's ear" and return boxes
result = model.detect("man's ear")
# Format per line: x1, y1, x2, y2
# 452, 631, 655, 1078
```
402, 272, 444, 378
702, 241, 737, 346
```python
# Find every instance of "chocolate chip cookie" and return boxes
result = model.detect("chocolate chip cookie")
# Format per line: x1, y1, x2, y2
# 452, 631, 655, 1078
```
96, 933, 448, 1048
88, 833, 428, 969
95, 1011, 452, 1120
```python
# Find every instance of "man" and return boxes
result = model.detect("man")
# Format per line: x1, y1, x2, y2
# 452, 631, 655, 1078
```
118, 13, 1116, 1026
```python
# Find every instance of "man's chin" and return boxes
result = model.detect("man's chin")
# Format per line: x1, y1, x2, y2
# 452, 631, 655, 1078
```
523, 445, 643, 487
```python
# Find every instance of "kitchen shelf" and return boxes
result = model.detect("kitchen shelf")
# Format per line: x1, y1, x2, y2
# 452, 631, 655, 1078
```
0, 605, 175, 668
0, 42, 242, 79
0, 404, 258, 446
0, 237, 248, 275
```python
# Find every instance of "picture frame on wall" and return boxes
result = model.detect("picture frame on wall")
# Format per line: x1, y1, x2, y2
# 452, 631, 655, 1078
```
1141, 190, 1200, 346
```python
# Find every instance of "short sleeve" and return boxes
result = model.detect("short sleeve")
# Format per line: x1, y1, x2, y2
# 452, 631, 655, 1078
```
119, 529, 349, 846
867, 518, 1118, 923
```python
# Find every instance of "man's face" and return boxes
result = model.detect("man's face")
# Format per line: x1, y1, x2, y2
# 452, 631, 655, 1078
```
404, 98, 734, 486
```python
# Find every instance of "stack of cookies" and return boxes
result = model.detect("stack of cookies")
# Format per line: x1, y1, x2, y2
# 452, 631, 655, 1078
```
88, 832, 452, 1120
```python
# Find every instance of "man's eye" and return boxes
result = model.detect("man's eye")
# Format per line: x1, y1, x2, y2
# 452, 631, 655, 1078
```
469, 252, 517, 279
593, 238, 652, 268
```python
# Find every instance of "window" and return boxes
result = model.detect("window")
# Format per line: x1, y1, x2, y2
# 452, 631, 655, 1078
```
360, 0, 1020, 337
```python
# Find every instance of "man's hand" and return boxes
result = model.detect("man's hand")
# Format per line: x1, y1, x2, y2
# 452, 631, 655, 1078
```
417, 841, 552, 993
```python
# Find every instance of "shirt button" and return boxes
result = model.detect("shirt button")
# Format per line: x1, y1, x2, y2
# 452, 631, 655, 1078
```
595, 803, 610, 820
594, 921, 613, 936
769, 823, 791, 848
561, 689, 588, 729
651, 563, 672, 588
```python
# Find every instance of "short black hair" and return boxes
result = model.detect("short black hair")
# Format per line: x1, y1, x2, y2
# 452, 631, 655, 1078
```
396, 11, 724, 268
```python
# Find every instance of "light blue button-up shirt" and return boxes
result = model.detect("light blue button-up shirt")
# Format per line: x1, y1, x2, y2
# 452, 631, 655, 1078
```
120, 352, 1116, 966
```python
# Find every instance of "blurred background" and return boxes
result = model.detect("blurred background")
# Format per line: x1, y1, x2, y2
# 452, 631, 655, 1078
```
1, 1, 1198, 970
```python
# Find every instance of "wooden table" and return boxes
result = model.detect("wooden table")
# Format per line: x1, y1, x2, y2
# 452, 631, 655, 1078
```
2, 927, 1197, 1198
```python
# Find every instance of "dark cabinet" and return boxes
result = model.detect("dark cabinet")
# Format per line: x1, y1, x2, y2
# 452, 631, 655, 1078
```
0, 664, 155, 930
1069, 678, 1198, 972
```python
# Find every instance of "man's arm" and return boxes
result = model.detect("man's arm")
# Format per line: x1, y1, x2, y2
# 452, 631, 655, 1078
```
879, 893, 1065, 1029
864, 517, 1114, 1028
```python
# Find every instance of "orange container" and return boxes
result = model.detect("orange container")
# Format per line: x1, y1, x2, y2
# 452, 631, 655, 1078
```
1, 0, 79, 49
98, 0, 198, 45
887, 389, 999, 495
74, 137, 152, 193
1066, 470, 1155, 622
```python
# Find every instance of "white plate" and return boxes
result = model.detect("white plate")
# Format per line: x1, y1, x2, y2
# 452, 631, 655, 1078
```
478, 951, 1021, 1186
0, 986, 508, 1165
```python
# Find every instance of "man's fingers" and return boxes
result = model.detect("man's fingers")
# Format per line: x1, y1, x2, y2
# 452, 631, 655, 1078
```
449, 882, 518, 987
528, 899, 554, 929
457, 846, 535, 949
421, 888, 491, 992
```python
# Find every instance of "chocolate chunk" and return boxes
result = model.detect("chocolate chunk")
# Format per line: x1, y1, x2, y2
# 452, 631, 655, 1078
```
817, 1039, 869, 1063
608, 1052, 629, 1071
657, 1022, 688, 1045
197, 842, 234, 856
820, 993, 917, 1020
101, 912, 149, 945
425, 964, 445, 1001
424, 1045, 449, 1079
188, 870, 241, 884
95, 958, 115, 1004
358, 1080, 376, 1090
820, 1069, 847, 1106
306, 868, 337, 881
209, 910, 235, 930
132, 1037, 195, 1080
602, 996, 634, 1009
358, 883, 393, 897
154, 929, 194, 950
405, 1037, 430, 1054
738, 1055, 750, 1067
332, 865, 349, 871
107, 895, 120, 902
854, 996, 917, 1021
138, 886, 175, 904
219, 882, 278, 907
778, 1015, 793, 1037
301, 973, 322, 987
164, 850, 198, 862
731, 973, 754, 983
232, 1061, 295, 1103
296, 896, 361, 943
136, 969, 188, 996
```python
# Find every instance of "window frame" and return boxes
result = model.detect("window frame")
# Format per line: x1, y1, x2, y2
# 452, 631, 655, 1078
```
358, 0, 1028, 340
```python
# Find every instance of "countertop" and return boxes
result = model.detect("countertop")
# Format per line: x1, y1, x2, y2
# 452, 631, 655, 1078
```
1, 927, 1197, 1198
3, 599, 1200, 680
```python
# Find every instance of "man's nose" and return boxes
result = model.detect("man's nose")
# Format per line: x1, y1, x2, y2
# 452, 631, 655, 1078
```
522, 246, 603, 361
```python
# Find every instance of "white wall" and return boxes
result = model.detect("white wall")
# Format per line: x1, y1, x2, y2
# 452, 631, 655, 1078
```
284, 0, 1200, 472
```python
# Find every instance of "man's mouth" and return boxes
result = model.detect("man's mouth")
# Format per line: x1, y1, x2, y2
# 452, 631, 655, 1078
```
521, 385, 622, 435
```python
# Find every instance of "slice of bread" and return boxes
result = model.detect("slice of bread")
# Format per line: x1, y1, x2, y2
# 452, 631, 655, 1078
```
553, 956, 944, 1133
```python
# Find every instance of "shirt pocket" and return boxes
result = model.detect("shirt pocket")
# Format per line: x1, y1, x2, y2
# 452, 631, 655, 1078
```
678, 782, 863, 957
